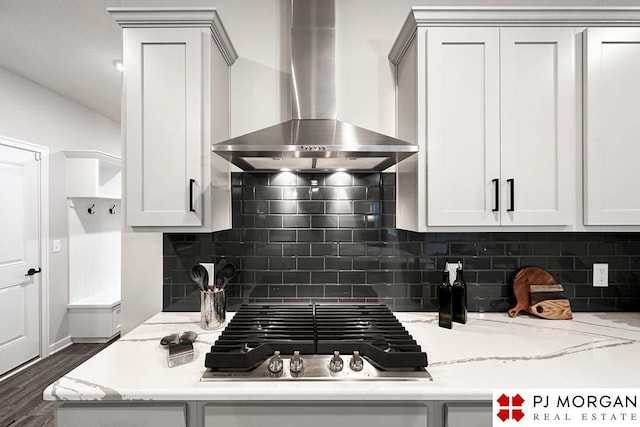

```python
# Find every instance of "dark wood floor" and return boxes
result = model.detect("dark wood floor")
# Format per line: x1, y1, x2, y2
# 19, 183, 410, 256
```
0, 339, 116, 427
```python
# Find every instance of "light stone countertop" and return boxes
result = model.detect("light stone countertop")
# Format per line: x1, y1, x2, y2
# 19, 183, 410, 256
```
43, 311, 640, 402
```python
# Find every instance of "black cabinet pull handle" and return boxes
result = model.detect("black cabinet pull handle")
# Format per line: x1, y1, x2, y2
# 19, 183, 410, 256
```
507, 178, 515, 212
189, 179, 196, 212
25, 268, 41, 276
492, 178, 499, 212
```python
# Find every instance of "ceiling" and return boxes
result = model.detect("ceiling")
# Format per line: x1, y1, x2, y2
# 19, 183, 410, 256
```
0, 0, 125, 121
4, 0, 640, 123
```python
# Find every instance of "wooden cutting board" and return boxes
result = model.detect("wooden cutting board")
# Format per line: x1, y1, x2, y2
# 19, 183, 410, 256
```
529, 284, 567, 304
527, 299, 573, 320
507, 267, 557, 318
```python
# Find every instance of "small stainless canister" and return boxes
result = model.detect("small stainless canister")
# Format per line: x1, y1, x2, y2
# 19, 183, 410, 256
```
200, 289, 225, 330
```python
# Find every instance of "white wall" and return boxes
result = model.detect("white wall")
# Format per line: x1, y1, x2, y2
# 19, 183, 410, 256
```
0, 66, 121, 350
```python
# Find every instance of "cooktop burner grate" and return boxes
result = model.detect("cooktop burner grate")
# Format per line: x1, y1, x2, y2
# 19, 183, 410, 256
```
204, 303, 428, 372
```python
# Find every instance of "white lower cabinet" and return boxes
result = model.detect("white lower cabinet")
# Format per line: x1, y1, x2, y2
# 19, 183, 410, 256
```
68, 302, 121, 343
444, 403, 492, 427
203, 403, 429, 427
55, 401, 494, 427
57, 404, 188, 427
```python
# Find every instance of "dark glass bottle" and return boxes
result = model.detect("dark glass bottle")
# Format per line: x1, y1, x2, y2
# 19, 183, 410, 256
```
452, 261, 467, 324
438, 268, 452, 329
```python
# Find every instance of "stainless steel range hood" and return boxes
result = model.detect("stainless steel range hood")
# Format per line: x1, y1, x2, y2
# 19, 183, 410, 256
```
212, 0, 418, 172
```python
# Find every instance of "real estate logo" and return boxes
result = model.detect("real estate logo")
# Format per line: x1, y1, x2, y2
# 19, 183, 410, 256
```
493, 389, 640, 427
496, 393, 525, 422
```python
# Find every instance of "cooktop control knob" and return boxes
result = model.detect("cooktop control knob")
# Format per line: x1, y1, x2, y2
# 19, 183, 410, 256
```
290, 350, 304, 374
349, 351, 364, 372
329, 351, 344, 372
268, 351, 283, 374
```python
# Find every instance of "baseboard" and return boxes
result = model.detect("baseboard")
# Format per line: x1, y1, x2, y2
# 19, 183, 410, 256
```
49, 336, 73, 355
71, 333, 120, 344
0, 357, 40, 382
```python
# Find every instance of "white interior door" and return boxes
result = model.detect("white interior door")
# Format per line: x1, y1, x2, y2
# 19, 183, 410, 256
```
0, 143, 41, 376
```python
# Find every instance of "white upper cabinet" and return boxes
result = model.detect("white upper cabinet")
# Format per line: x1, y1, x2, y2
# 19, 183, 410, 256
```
500, 28, 575, 226
109, 8, 237, 231
426, 28, 501, 227
125, 27, 204, 227
584, 28, 640, 225
392, 19, 576, 231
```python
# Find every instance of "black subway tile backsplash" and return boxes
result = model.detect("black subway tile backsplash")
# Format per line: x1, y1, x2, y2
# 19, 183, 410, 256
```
298, 201, 324, 214
297, 284, 324, 297
283, 271, 310, 285
269, 229, 296, 242
312, 271, 338, 284
298, 257, 325, 271
163, 172, 640, 312
270, 200, 297, 214
325, 256, 352, 271
325, 229, 352, 242
298, 229, 324, 242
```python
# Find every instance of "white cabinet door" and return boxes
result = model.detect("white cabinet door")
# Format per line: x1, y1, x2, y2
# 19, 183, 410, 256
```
124, 27, 203, 227
444, 403, 492, 427
426, 28, 501, 226
585, 28, 640, 225
204, 403, 429, 427
500, 28, 575, 226
425, 27, 575, 227
57, 404, 187, 427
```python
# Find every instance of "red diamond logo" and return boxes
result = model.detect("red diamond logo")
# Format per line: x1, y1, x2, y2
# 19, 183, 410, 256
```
497, 394, 510, 407
497, 409, 510, 422
512, 409, 525, 421
512, 394, 525, 406
496, 393, 525, 422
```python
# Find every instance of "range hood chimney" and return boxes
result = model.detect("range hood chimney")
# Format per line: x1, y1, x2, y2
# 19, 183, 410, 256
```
212, 0, 418, 171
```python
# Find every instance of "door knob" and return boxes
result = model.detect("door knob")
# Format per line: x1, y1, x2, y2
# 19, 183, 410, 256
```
25, 268, 42, 276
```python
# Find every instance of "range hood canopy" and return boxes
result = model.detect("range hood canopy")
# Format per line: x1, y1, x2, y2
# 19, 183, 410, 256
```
212, 0, 418, 172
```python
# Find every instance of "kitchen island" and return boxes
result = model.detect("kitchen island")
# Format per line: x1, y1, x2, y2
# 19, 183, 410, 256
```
44, 311, 640, 426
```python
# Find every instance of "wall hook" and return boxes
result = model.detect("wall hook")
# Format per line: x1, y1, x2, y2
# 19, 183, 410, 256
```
88, 204, 95, 215
109, 205, 117, 215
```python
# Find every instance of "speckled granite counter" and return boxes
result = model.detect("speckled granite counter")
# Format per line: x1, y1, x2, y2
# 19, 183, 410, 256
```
44, 311, 640, 402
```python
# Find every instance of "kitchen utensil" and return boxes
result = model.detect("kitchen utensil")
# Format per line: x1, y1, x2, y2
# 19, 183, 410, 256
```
199, 263, 215, 291
219, 262, 236, 290
214, 259, 227, 288
508, 267, 556, 318
167, 342, 195, 367
189, 265, 208, 292
160, 331, 198, 346
200, 289, 226, 330
160, 331, 198, 367
528, 299, 573, 320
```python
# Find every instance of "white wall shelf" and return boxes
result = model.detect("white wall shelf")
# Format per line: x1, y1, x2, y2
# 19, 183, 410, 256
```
64, 150, 121, 199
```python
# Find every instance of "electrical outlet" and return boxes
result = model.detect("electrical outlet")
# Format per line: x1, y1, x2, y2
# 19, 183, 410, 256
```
52, 239, 61, 253
593, 263, 608, 287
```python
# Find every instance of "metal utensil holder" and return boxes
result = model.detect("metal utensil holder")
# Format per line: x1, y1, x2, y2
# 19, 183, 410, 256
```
200, 289, 225, 330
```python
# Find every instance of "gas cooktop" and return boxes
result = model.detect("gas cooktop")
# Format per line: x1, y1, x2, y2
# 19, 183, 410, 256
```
202, 303, 431, 381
